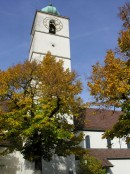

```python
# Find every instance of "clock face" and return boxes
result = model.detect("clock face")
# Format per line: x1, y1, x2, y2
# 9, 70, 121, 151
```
43, 17, 63, 32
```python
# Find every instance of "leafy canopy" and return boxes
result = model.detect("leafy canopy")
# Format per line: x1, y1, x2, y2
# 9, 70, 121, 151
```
77, 154, 106, 174
88, 3, 130, 140
0, 53, 83, 162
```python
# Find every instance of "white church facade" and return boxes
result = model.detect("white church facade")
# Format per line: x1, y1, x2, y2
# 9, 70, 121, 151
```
0, 3, 130, 174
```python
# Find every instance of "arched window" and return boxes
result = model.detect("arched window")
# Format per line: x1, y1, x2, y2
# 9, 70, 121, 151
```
85, 135, 90, 149
126, 137, 130, 149
127, 142, 130, 149
49, 20, 56, 34
107, 138, 112, 149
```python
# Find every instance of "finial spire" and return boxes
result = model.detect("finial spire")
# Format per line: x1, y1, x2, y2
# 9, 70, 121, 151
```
49, 3, 52, 6
49, 0, 52, 6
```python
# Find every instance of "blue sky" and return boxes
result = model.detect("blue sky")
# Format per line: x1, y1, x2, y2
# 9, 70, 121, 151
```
0, 0, 127, 102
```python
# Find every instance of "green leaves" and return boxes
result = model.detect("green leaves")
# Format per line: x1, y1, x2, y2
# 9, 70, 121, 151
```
104, 101, 130, 140
77, 154, 106, 174
0, 52, 83, 161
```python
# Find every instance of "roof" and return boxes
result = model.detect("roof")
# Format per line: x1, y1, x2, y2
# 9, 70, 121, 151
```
75, 108, 122, 131
75, 108, 130, 168
41, 3, 60, 16
89, 149, 130, 167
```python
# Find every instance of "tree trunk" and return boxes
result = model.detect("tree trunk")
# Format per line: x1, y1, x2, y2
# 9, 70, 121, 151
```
35, 158, 42, 174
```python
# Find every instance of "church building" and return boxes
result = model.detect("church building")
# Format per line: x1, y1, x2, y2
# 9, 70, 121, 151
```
0, 3, 130, 174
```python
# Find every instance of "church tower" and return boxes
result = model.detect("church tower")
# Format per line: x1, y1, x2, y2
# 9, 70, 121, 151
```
29, 3, 71, 70
29, 4, 75, 174
29, 4, 73, 126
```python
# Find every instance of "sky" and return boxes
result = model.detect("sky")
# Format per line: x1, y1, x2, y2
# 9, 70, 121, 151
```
0, 0, 128, 102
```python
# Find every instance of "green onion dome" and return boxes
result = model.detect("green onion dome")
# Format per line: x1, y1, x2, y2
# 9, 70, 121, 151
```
41, 3, 60, 16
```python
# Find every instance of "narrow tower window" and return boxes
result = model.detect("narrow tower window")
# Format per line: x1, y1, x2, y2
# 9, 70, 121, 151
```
85, 135, 90, 149
49, 20, 56, 34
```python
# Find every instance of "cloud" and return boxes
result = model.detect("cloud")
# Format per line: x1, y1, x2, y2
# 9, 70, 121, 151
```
71, 27, 111, 40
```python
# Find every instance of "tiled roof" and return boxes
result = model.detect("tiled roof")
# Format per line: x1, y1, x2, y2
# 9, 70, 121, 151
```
88, 149, 130, 167
75, 108, 122, 131
75, 108, 130, 168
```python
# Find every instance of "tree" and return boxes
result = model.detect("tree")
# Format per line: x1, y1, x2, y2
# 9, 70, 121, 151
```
0, 53, 83, 172
88, 50, 129, 108
77, 154, 106, 174
88, 3, 130, 140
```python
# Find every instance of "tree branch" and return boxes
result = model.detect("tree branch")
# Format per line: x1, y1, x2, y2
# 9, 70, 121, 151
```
49, 97, 61, 118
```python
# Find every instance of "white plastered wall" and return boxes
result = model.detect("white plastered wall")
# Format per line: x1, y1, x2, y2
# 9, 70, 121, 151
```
30, 32, 70, 58
82, 131, 108, 149
29, 12, 71, 70
0, 148, 37, 174
82, 131, 127, 149
109, 159, 130, 174
42, 155, 76, 174
31, 12, 70, 38
111, 137, 127, 149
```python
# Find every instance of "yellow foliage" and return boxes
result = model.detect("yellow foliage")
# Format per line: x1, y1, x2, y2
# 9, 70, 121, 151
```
118, 29, 130, 53
88, 50, 130, 107
0, 52, 83, 161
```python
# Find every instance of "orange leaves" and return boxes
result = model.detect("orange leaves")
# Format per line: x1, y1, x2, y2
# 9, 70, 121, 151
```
36, 52, 82, 114
0, 53, 83, 160
88, 50, 130, 107
88, 3, 130, 140
0, 52, 82, 120
88, 3, 130, 108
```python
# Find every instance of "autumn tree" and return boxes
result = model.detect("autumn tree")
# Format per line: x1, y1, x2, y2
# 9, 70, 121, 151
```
0, 53, 83, 172
88, 3, 130, 140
